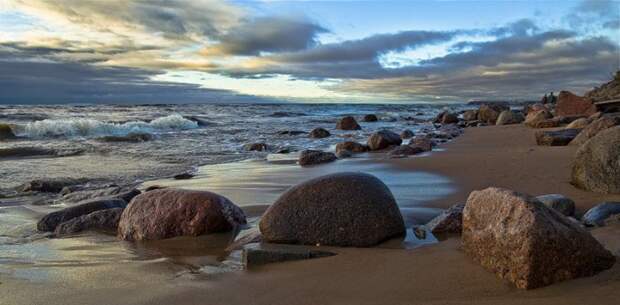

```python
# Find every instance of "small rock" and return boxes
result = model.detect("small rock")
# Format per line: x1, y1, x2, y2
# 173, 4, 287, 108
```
173, 172, 195, 180
309, 128, 331, 138
582, 202, 620, 227
400, 129, 415, 139
408, 137, 434, 152
387, 145, 424, 158
278, 130, 306, 136
243, 143, 269, 152
335, 149, 353, 159
412, 226, 427, 239
441, 113, 459, 124
242, 244, 336, 268
54, 208, 124, 236
367, 130, 402, 151
19, 178, 89, 193
536, 194, 576, 216
426, 203, 465, 234
298, 150, 337, 166
336, 116, 361, 130
363, 114, 378, 122
37, 198, 127, 232
225, 229, 262, 251
335, 141, 368, 154
535, 129, 582, 146
462, 110, 478, 121
97, 132, 154, 142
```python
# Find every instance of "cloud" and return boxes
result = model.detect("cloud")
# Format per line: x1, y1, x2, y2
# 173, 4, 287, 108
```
203, 16, 328, 56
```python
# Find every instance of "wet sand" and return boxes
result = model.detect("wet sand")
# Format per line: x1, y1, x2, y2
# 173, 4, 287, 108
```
2, 125, 620, 305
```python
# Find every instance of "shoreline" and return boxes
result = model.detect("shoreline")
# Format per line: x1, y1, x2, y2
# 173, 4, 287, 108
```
2, 124, 620, 305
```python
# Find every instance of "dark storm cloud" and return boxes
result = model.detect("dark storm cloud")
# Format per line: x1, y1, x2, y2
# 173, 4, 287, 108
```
204, 17, 328, 56
0, 49, 274, 104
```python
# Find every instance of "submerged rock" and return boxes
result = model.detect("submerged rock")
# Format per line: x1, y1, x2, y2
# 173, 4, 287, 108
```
582, 202, 620, 227
387, 145, 424, 158
117, 189, 246, 241
309, 127, 331, 138
571, 126, 620, 193
367, 130, 402, 151
19, 177, 90, 193
570, 116, 620, 146
259, 172, 405, 247
363, 114, 378, 122
0, 147, 58, 159
38, 198, 127, 232
60, 186, 140, 204
173, 172, 195, 180
96, 132, 154, 143
243, 143, 269, 152
298, 150, 337, 166
54, 208, 124, 236
336, 116, 361, 130
277, 130, 306, 136
536, 194, 576, 216
0, 123, 16, 140
535, 129, 582, 146
426, 203, 465, 234
242, 244, 336, 268
462, 187, 615, 289
400, 129, 414, 139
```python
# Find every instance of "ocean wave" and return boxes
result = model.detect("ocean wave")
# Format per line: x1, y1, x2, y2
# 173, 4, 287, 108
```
18, 114, 198, 139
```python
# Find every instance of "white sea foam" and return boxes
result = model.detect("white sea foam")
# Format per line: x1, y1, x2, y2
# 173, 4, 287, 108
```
20, 114, 198, 138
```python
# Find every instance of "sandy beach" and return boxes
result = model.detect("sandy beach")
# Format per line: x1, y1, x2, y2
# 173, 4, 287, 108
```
2, 124, 619, 305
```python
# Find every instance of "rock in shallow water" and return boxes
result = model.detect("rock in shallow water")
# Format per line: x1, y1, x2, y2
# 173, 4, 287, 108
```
387, 145, 424, 158
117, 189, 246, 241
367, 130, 402, 151
19, 177, 90, 193
54, 208, 124, 236
336, 116, 361, 130
309, 127, 330, 138
571, 126, 620, 194
582, 202, 620, 227
259, 172, 405, 247
96, 132, 154, 143
298, 150, 337, 166
0, 123, 16, 140
462, 187, 615, 289
426, 203, 464, 234
38, 198, 127, 232
242, 243, 336, 268
363, 114, 378, 122
335, 141, 368, 154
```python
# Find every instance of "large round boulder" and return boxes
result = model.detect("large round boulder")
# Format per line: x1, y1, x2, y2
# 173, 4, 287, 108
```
117, 189, 246, 241
570, 116, 620, 146
259, 172, 405, 247
571, 126, 620, 193
367, 130, 402, 151
478, 104, 510, 124
463, 187, 615, 289
336, 116, 361, 130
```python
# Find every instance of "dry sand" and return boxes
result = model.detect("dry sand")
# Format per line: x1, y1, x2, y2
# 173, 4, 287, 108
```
2, 125, 620, 305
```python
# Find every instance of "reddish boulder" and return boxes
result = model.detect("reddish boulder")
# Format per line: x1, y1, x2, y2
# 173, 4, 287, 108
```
478, 104, 510, 124
408, 136, 434, 152
556, 91, 597, 117
298, 150, 337, 166
524, 110, 553, 128
463, 187, 615, 289
117, 189, 246, 241
336, 116, 361, 130
335, 141, 368, 154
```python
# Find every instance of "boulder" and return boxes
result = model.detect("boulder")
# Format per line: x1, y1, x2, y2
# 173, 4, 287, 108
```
37, 198, 127, 232
533, 118, 561, 129
478, 104, 510, 124
566, 118, 590, 129
408, 136, 433, 152
400, 129, 414, 139
243, 143, 269, 152
586, 71, 620, 101
259, 172, 405, 247
536, 194, 576, 216
309, 128, 331, 139
335, 141, 368, 154
117, 189, 246, 241
524, 110, 553, 128
496, 110, 524, 125
54, 208, 124, 236
367, 130, 403, 151
60, 187, 140, 204
19, 177, 89, 193
363, 114, 378, 122
242, 244, 336, 268
556, 91, 597, 117
570, 116, 620, 146
523, 103, 548, 115
581, 202, 620, 227
426, 203, 465, 234
336, 116, 361, 130
298, 150, 337, 166
441, 113, 459, 124
571, 126, 620, 193
387, 145, 424, 158
0, 123, 16, 140
462, 187, 615, 289
535, 129, 582, 146
462, 110, 478, 121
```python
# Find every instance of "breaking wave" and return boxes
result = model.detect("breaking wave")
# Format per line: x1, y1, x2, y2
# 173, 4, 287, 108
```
19, 114, 198, 139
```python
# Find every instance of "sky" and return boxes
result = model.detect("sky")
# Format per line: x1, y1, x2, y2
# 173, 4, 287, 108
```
0, 0, 618, 104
